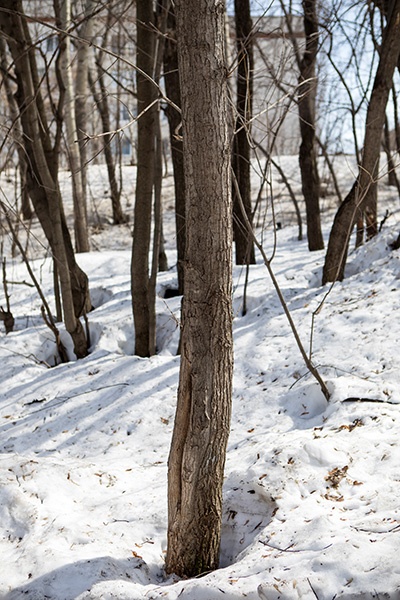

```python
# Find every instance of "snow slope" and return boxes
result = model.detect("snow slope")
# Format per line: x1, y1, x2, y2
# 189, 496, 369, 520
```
1, 161, 400, 599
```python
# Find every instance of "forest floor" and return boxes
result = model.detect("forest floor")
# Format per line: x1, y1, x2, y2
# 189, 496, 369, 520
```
1, 155, 400, 599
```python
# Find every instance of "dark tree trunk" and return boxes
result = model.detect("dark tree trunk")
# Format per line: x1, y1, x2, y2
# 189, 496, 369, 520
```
383, 116, 398, 187
88, 65, 128, 225
393, 84, 400, 153
298, 0, 324, 251
131, 0, 157, 357
163, 4, 186, 295
0, 35, 34, 221
232, 0, 256, 265
322, 0, 400, 284
20, 161, 33, 221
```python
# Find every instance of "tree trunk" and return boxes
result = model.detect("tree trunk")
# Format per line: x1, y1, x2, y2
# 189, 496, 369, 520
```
166, 0, 233, 578
163, 4, 186, 295
88, 66, 127, 225
383, 116, 398, 187
88, 9, 127, 226
58, 0, 90, 253
322, 0, 400, 284
298, 0, 324, 251
0, 35, 34, 221
19, 160, 32, 221
232, 0, 256, 265
131, 0, 157, 357
393, 83, 400, 153
74, 0, 94, 229
0, 0, 89, 358
154, 4, 169, 274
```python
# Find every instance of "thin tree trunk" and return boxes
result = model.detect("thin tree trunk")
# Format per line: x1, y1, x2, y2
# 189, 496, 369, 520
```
131, 0, 157, 357
163, 4, 186, 295
75, 0, 94, 227
393, 83, 400, 153
88, 10, 127, 225
254, 141, 303, 241
232, 0, 256, 265
166, 0, 233, 578
316, 135, 343, 205
322, 0, 400, 284
298, 0, 324, 251
19, 161, 32, 221
383, 116, 398, 187
148, 2, 169, 348
58, 0, 90, 253
154, 4, 169, 274
88, 64, 127, 225
0, 36, 33, 220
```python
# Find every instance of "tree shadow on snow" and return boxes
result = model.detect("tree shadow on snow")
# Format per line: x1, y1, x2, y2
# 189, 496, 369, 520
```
3, 555, 156, 600
0, 350, 179, 456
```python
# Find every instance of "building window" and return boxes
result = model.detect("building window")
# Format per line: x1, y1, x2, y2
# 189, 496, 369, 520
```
121, 136, 131, 156
46, 35, 57, 53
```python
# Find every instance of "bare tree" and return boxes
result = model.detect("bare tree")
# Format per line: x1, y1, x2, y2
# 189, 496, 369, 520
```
232, 0, 256, 264
0, 35, 33, 221
322, 0, 400, 284
297, 0, 324, 250
153, 3, 169, 278
162, 3, 186, 295
88, 7, 128, 225
321, 2, 372, 163
57, 0, 90, 253
383, 115, 400, 189
74, 0, 94, 226
271, 1, 323, 249
166, 0, 233, 577
131, 0, 158, 357
0, 0, 90, 358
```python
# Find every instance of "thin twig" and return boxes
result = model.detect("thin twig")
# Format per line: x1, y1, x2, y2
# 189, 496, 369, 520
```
260, 539, 333, 553
0, 200, 68, 362
307, 578, 320, 600
232, 171, 330, 401
25, 383, 130, 414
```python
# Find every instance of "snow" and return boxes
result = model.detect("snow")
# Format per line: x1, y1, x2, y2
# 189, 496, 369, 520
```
1, 158, 400, 599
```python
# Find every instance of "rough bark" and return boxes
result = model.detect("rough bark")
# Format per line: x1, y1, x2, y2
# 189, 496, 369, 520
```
232, 0, 256, 265
322, 0, 400, 284
131, 0, 157, 357
298, 0, 324, 251
166, 0, 233, 578
163, 4, 186, 294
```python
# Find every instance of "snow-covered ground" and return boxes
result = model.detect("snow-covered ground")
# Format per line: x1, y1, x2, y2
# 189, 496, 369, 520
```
1, 157, 400, 599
